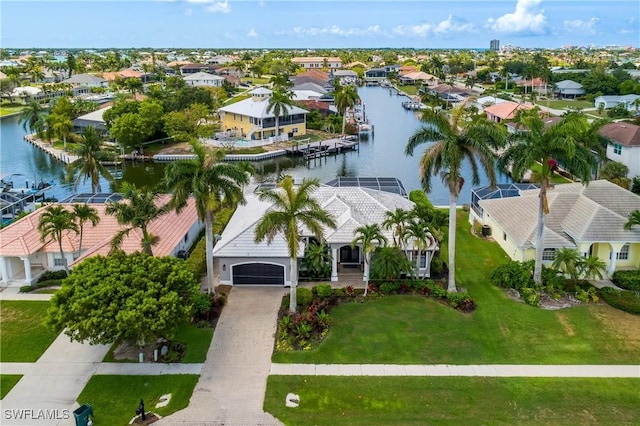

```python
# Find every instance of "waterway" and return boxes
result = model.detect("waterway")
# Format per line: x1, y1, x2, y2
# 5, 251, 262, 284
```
0, 85, 510, 205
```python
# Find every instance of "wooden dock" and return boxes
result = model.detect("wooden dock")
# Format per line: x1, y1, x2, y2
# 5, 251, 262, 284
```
286, 137, 359, 160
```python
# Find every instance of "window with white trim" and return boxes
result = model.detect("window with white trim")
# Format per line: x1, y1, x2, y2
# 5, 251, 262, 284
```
54, 258, 65, 266
542, 248, 556, 261
613, 144, 622, 155
617, 244, 630, 260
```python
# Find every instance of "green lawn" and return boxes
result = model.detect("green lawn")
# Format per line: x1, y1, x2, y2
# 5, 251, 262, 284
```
265, 376, 640, 426
77, 375, 198, 425
0, 105, 25, 117
529, 162, 573, 184
1, 375, 23, 399
397, 85, 418, 96
272, 211, 640, 365
223, 94, 251, 106
543, 99, 594, 110
0, 301, 59, 362
102, 321, 213, 363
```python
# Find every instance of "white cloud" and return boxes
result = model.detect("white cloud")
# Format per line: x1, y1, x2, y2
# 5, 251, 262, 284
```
277, 25, 388, 38
247, 28, 258, 37
487, 0, 547, 35
563, 18, 599, 35
205, 0, 231, 13
392, 15, 475, 37
184, 7, 193, 16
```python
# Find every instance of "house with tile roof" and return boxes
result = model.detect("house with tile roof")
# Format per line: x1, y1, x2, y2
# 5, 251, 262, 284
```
0, 195, 202, 285
291, 57, 342, 70
472, 180, 640, 276
398, 71, 439, 86
183, 71, 225, 87
217, 87, 308, 141
62, 73, 108, 88
213, 185, 437, 286
484, 101, 534, 124
600, 122, 640, 177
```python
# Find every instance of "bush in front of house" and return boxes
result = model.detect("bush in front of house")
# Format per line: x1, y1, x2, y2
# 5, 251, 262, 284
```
611, 270, 640, 291
37, 270, 68, 282
600, 287, 640, 315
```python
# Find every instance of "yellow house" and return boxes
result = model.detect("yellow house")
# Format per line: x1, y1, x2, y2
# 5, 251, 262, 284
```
218, 88, 308, 141
470, 180, 640, 277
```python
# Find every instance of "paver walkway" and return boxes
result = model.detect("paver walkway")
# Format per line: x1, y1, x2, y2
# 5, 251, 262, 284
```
158, 286, 285, 426
270, 363, 640, 378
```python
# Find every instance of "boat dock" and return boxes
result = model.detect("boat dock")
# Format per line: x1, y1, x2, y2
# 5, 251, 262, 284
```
23, 135, 79, 164
286, 137, 359, 160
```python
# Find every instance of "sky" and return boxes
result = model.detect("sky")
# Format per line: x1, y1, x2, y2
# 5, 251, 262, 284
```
1, 0, 638, 49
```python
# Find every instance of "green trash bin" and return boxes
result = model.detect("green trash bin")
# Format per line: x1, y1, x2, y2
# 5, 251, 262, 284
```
73, 403, 93, 426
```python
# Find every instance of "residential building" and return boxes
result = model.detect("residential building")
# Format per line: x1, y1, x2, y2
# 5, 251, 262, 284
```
179, 63, 218, 75
600, 122, 640, 177
471, 180, 640, 276
291, 57, 342, 70
62, 73, 108, 88
594, 94, 640, 110
398, 71, 438, 86
217, 87, 308, 141
553, 80, 585, 99
484, 101, 534, 124
183, 71, 225, 87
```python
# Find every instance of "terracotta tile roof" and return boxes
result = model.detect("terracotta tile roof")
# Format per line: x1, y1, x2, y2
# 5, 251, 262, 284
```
599, 122, 640, 147
484, 101, 534, 120
0, 195, 199, 261
295, 70, 330, 82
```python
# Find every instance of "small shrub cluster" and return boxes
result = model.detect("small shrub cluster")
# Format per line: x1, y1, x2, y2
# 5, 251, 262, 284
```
184, 238, 206, 279
276, 296, 333, 352
192, 292, 226, 327
600, 288, 640, 315
37, 270, 68, 282
20, 278, 65, 293
611, 270, 640, 291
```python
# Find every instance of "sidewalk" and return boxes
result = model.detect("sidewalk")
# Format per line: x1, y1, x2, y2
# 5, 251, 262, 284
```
270, 363, 640, 378
0, 286, 53, 301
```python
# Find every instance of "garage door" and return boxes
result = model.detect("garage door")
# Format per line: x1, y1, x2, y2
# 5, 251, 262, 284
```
232, 263, 285, 285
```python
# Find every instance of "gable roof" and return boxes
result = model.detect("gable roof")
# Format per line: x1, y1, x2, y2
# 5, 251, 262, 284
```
183, 71, 225, 81
484, 101, 533, 120
218, 95, 308, 119
213, 186, 425, 258
555, 80, 583, 89
294, 70, 330, 82
599, 122, 640, 147
479, 180, 640, 249
63, 73, 106, 85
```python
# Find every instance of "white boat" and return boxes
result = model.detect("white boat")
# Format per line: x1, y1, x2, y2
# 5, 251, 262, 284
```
1, 174, 56, 226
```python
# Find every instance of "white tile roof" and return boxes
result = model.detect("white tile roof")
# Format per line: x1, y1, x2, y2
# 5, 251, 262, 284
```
218, 96, 308, 119
213, 186, 425, 258
479, 180, 640, 249
183, 71, 224, 81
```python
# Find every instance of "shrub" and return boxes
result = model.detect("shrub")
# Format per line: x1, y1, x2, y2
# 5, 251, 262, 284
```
408, 279, 428, 292
192, 293, 212, 318
20, 285, 33, 293
37, 270, 67, 282
611, 270, 640, 291
345, 285, 355, 296
184, 237, 206, 279
426, 281, 447, 298
446, 291, 471, 308
296, 287, 313, 307
379, 282, 400, 295
430, 255, 445, 276
334, 287, 346, 297
520, 287, 540, 307
575, 287, 599, 304
600, 288, 640, 314
314, 284, 333, 298
491, 260, 533, 290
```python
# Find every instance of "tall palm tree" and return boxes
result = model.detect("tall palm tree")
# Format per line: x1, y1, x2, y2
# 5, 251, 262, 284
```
402, 219, 434, 279
405, 103, 505, 292
266, 88, 295, 139
72, 204, 100, 259
334, 85, 359, 136
19, 100, 46, 135
105, 182, 169, 256
382, 208, 410, 249
623, 210, 640, 230
38, 205, 79, 276
163, 140, 249, 295
254, 177, 336, 313
52, 114, 73, 151
497, 109, 599, 284
66, 126, 114, 193
351, 224, 388, 296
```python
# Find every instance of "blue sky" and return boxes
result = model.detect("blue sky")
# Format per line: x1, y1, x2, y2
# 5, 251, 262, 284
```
1, 0, 638, 49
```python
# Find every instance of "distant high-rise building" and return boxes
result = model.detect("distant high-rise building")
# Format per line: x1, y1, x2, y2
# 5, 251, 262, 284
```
490, 39, 500, 51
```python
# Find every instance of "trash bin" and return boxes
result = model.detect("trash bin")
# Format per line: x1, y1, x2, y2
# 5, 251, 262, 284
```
73, 403, 93, 426
481, 224, 492, 237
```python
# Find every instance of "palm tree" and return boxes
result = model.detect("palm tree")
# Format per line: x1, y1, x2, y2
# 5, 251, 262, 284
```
38, 205, 79, 276
402, 219, 434, 279
497, 109, 600, 284
254, 177, 336, 313
52, 114, 73, 151
66, 126, 114, 193
551, 247, 581, 281
266, 88, 295, 140
406, 104, 505, 292
623, 210, 640, 230
19, 100, 46, 135
105, 182, 169, 256
351, 224, 388, 296
72, 204, 100, 259
579, 256, 606, 281
334, 85, 359, 136
163, 140, 249, 295
382, 208, 410, 249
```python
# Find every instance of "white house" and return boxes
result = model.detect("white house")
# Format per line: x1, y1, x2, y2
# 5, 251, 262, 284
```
291, 57, 342, 70
600, 122, 640, 177
594, 94, 640, 110
62, 73, 108, 88
183, 71, 225, 87
554, 80, 585, 98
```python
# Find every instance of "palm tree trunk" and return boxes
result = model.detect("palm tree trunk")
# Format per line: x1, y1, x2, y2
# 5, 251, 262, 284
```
77, 227, 84, 259
275, 115, 280, 140
58, 237, 69, 275
142, 228, 154, 256
415, 248, 421, 278
342, 107, 348, 136
447, 192, 457, 293
205, 211, 217, 295
289, 256, 298, 313
363, 254, 370, 296
63, 133, 67, 152
533, 185, 547, 284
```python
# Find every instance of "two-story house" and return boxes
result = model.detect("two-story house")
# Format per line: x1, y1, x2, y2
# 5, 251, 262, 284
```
600, 122, 640, 177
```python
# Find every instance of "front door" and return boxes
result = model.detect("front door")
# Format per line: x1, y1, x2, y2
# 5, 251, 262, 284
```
339, 245, 360, 264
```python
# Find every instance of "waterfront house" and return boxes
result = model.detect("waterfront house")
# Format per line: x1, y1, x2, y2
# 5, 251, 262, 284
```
217, 87, 309, 141
183, 71, 225, 87
484, 101, 534, 124
180, 63, 218, 75
600, 122, 640, 177
471, 180, 640, 276
62, 73, 108, 88
291, 57, 342, 70
594, 94, 640, 110
0, 195, 202, 286
553, 80, 585, 99
398, 71, 438, 86
72, 106, 110, 132
213, 182, 437, 286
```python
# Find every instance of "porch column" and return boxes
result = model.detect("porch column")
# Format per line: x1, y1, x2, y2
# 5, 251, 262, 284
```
608, 242, 626, 277
0, 257, 9, 283
331, 246, 338, 282
20, 256, 32, 284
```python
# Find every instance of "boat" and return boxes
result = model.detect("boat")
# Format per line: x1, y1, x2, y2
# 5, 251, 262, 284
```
1, 174, 56, 226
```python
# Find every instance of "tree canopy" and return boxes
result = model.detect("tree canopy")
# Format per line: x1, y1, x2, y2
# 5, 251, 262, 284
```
46, 251, 199, 345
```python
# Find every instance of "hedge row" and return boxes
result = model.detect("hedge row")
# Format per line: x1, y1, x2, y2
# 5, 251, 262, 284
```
611, 270, 640, 292
600, 287, 640, 315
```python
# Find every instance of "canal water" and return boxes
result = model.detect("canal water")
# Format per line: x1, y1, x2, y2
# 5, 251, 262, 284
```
0, 86, 509, 205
